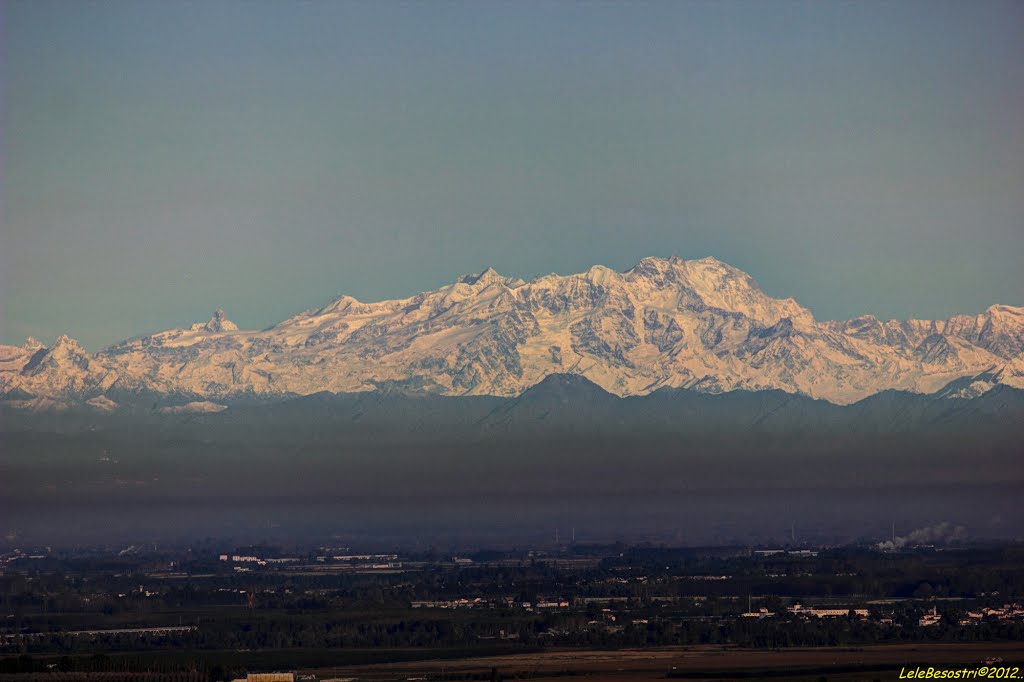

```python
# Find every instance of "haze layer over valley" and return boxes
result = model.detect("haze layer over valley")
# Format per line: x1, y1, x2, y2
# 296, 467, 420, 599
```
3, 256, 1022, 545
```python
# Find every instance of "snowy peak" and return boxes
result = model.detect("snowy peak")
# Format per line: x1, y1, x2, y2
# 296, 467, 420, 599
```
625, 256, 814, 329
452, 267, 525, 292
978, 304, 1024, 358
52, 334, 86, 352
679, 255, 755, 287
934, 366, 1004, 400
987, 304, 1024, 318
1, 334, 117, 398
30, 335, 91, 372
458, 267, 503, 286
311, 295, 365, 317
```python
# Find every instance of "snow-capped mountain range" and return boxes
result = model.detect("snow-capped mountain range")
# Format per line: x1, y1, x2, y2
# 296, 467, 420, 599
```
3, 256, 1022, 408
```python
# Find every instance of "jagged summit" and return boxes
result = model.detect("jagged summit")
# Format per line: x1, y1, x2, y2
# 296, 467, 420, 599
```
173, 308, 240, 333
454, 267, 525, 290
202, 308, 238, 332
45, 335, 90, 359
458, 267, 503, 286
1, 257, 1021, 406
53, 334, 80, 347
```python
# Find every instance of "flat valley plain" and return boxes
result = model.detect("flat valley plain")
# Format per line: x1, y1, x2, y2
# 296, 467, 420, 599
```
3, 543, 1024, 680
307, 643, 1024, 681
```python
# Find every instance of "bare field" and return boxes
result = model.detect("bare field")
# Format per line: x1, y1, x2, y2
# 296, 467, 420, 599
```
306, 642, 1024, 681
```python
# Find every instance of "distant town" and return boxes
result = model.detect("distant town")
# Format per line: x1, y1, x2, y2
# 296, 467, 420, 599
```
2, 539, 1023, 679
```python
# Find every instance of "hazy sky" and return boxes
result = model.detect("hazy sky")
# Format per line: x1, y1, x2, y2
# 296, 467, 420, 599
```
2, 1, 1022, 350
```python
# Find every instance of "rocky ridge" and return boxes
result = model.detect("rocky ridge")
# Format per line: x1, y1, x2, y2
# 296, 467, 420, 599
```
2, 257, 1021, 406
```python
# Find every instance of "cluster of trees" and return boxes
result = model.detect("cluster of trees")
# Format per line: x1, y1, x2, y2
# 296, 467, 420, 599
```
0, 653, 206, 679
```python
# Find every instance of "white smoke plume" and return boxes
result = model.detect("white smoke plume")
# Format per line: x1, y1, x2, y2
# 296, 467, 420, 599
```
877, 522, 967, 551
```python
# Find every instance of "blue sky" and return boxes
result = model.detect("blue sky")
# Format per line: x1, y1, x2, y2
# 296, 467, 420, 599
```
2, 1, 1022, 349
